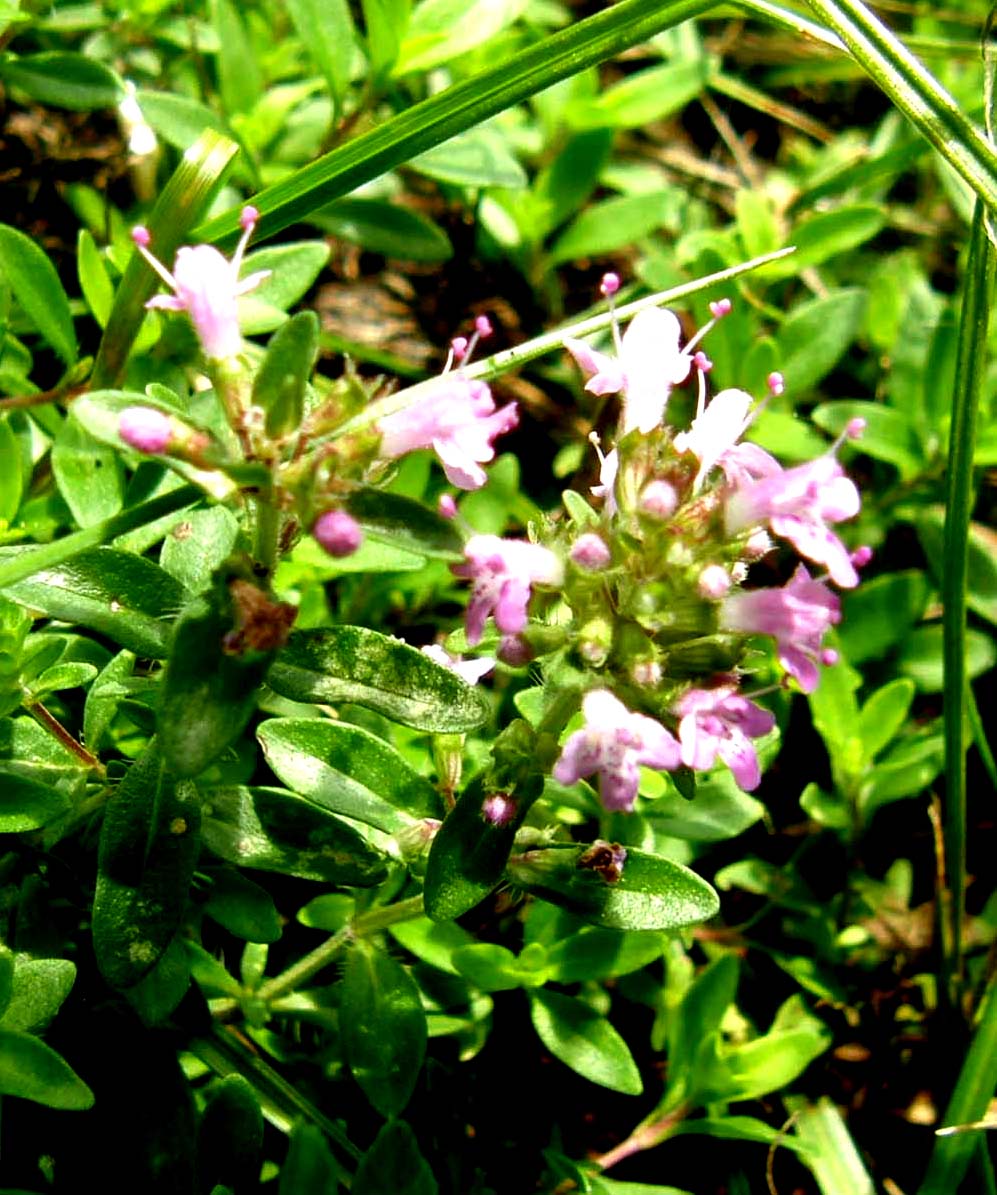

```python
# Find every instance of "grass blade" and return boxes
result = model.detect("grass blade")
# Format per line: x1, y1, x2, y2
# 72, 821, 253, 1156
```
194, 0, 715, 249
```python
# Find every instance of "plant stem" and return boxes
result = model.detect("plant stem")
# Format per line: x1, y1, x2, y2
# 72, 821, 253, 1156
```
591, 1105, 689, 1172
0, 484, 201, 590
26, 701, 105, 777
256, 894, 425, 1003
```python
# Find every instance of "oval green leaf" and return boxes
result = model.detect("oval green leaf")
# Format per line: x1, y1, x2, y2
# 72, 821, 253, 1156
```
0, 51, 123, 109
0, 223, 78, 366
529, 988, 642, 1095
354, 1119, 439, 1195
0, 1028, 94, 1109
267, 625, 487, 732
343, 487, 464, 560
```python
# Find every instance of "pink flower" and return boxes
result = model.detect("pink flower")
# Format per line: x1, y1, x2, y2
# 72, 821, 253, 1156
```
721, 566, 841, 693
725, 454, 861, 587
675, 685, 776, 791
378, 377, 518, 490
313, 510, 363, 557
119, 406, 173, 454
452, 535, 563, 646
132, 207, 270, 361
565, 307, 691, 436
420, 643, 495, 685
553, 689, 681, 812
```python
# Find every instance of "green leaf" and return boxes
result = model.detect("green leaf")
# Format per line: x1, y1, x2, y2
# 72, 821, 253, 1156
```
1, 547, 187, 658
550, 191, 677, 264
92, 740, 201, 989
200, 785, 388, 885
51, 418, 125, 527
257, 717, 442, 832
529, 988, 642, 1094
589, 1181, 693, 1195
0, 947, 12, 1019
0, 223, 78, 366
286, 0, 355, 117
765, 204, 885, 279
354, 1119, 438, 1195
83, 649, 137, 752
341, 940, 427, 1117
209, 0, 262, 115
0, 414, 23, 524
812, 399, 924, 477
123, 937, 191, 1025
861, 730, 945, 813
313, 199, 452, 263
388, 915, 476, 975
859, 678, 915, 761
253, 311, 319, 438
239, 242, 331, 323
0, 1028, 94, 1109
158, 578, 288, 778
839, 570, 930, 663
394, 0, 528, 75
900, 626, 996, 692
342, 488, 464, 560
196, 1074, 265, 1195
204, 869, 282, 943
570, 57, 708, 129
915, 508, 997, 627
267, 626, 488, 733
533, 128, 613, 240
644, 764, 768, 841
76, 228, 114, 327
361, 0, 410, 80
0, 775, 72, 832
411, 128, 526, 188
777, 289, 867, 396
667, 954, 739, 1083
159, 505, 241, 596
135, 89, 233, 151
785, 1096, 875, 1195
279, 1122, 343, 1195
0, 50, 122, 110
451, 942, 550, 991
545, 926, 665, 984
507, 844, 719, 931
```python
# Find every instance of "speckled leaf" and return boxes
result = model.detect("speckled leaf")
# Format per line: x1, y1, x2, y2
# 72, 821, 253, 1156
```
51, 418, 125, 527
258, 717, 442, 832
506, 844, 719, 931
0, 1029, 94, 1109
529, 988, 642, 1094
159, 506, 241, 596
267, 626, 487, 732
0, 775, 72, 832
199, 785, 388, 885
92, 740, 201, 989
2, 547, 185, 658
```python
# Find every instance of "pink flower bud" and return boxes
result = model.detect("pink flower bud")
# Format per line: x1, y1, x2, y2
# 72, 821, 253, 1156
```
640, 480, 678, 520
569, 532, 612, 572
600, 272, 621, 297
821, 648, 839, 666
498, 634, 532, 666
846, 417, 866, 440
313, 510, 363, 558
767, 372, 785, 397
698, 564, 731, 599
451, 336, 468, 360
131, 225, 151, 248
119, 406, 173, 454
693, 350, 713, 373
437, 494, 458, 519
475, 315, 493, 338
240, 205, 260, 231
709, 298, 732, 318
851, 545, 873, 568
482, 793, 517, 826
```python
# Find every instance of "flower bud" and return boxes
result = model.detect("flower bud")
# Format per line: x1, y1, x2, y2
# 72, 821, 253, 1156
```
697, 564, 731, 599
577, 617, 613, 668
438, 493, 458, 519
569, 532, 612, 572
631, 659, 662, 687
119, 406, 173, 454
639, 480, 678, 520
313, 510, 363, 557
482, 792, 517, 826
498, 635, 533, 666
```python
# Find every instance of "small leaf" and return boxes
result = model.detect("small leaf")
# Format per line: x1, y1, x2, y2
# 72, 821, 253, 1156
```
0, 50, 122, 109
77, 228, 114, 327
135, 89, 233, 151
341, 940, 427, 1117
451, 942, 550, 991
239, 242, 330, 320
343, 487, 464, 560
550, 191, 676, 264
839, 570, 930, 663
859, 678, 915, 761
314, 199, 452, 263
286, 0, 355, 115
777, 289, 867, 396
354, 1120, 438, 1195
0, 1028, 94, 1109
2, 547, 186, 658
915, 507, 997, 626
51, 418, 125, 527
204, 869, 281, 943
765, 205, 885, 279
253, 311, 319, 438
258, 717, 442, 832
280, 1122, 344, 1194
0, 414, 23, 523
123, 937, 191, 1026
83, 649, 138, 752
267, 626, 488, 733
196, 1074, 265, 1195
394, 0, 528, 75
209, 0, 262, 115
92, 740, 201, 989
0, 223, 78, 365
899, 626, 996, 692
159, 506, 241, 596
507, 844, 719, 931
411, 128, 526, 188
529, 988, 642, 1095
0, 775, 72, 832
200, 785, 388, 885
570, 58, 708, 129
812, 400, 924, 477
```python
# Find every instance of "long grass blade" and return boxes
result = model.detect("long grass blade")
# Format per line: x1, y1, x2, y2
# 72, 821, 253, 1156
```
195, 0, 715, 249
